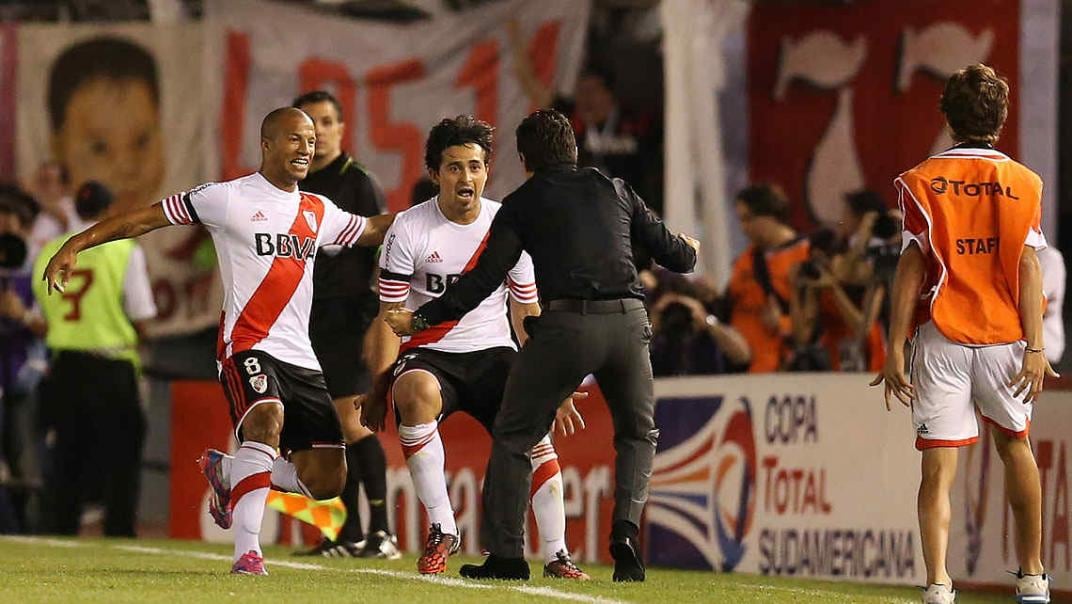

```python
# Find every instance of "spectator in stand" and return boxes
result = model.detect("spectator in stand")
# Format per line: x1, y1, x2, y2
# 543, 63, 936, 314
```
1038, 246, 1065, 366
646, 270, 750, 376
25, 162, 78, 257
726, 184, 809, 372
0, 188, 48, 532
508, 22, 662, 213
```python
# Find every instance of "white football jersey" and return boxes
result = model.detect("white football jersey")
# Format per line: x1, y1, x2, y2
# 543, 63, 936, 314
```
161, 172, 367, 370
378, 197, 537, 353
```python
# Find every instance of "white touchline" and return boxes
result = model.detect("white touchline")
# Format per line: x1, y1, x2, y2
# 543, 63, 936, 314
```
752, 584, 917, 604
0, 537, 621, 604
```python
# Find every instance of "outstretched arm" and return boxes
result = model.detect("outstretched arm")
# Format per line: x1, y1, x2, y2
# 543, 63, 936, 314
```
623, 179, 698, 273
42, 203, 171, 294
356, 213, 397, 247
386, 211, 524, 335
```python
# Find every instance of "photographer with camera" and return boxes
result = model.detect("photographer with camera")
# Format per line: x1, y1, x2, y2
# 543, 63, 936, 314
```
788, 192, 891, 372
647, 270, 750, 376
727, 184, 810, 372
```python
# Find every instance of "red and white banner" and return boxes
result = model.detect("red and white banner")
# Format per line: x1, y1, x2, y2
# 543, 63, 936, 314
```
665, 0, 1059, 276
202, 0, 591, 211
14, 23, 218, 337
6, 2, 590, 336
171, 373, 1069, 594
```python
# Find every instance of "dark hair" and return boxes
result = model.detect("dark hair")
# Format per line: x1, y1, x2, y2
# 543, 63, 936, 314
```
0, 185, 38, 227
515, 109, 577, 172
579, 65, 615, 92
940, 64, 1009, 144
74, 181, 113, 220
424, 115, 494, 171
48, 36, 159, 132
735, 184, 788, 223
844, 190, 887, 218
292, 90, 344, 121
807, 227, 841, 256
410, 176, 438, 207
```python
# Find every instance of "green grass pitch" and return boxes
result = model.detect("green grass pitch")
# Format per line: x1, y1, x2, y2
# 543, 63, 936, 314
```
0, 536, 1012, 603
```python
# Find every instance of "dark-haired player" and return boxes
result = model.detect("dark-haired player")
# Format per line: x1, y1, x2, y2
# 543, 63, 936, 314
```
360, 115, 588, 579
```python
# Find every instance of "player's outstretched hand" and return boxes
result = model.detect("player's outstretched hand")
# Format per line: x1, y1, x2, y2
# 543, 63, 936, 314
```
554, 391, 589, 437
870, 349, 913, 411
42, 242, 79, 295
384, 308, 416, 336
1009, 349, 1060, 404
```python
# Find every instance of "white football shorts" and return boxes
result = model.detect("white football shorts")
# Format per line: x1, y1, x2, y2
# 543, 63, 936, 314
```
909, 321, 1032, 450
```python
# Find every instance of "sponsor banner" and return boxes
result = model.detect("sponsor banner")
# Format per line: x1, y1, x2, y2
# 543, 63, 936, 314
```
948, 396, 1072, 590
169, 374, 1068, 588
203, 0, 591, 211
14, 23, 219, 337
648, 375, 921, 583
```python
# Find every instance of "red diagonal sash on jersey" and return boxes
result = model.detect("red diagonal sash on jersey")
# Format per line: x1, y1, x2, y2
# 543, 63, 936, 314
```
229, 193, 324, 355
400, 230, 491, 352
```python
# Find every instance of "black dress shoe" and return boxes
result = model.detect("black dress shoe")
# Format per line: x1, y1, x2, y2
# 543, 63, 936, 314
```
610, 534, 646, 582
459, 554, 530, 580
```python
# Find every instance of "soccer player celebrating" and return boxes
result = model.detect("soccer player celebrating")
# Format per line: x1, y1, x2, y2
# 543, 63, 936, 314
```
359, 115, 588, 579
872, 64, 1056, 604
41, 107, 395, 575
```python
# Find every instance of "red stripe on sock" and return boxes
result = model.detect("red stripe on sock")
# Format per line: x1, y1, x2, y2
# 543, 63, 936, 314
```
231, 471, 271, 509
401, 433, 435, 459
530, 459, 561, 497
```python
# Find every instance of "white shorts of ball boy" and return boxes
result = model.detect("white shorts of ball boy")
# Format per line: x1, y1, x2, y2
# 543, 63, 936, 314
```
909, 321, 1032, 450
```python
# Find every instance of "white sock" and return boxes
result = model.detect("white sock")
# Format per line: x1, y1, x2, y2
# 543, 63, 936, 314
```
530, 434, 567, 563
230, 440, 275, 561
270, 455, 312, 497
399, 421, 456, 536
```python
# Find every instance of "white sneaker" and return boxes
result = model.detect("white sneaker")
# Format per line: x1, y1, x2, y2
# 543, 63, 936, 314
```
923, 583, 956, 604
1015, 572, 1051, 603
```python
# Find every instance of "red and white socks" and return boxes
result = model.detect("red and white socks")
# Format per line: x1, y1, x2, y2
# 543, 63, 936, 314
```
269, 455, 312, 498
530, 434, 567, 563
399, 421, 457, 536
229, 441, 274, 561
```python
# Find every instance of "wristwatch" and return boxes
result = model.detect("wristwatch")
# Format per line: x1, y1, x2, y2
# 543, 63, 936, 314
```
705, 314, 719, 328
411, 311, 430, 333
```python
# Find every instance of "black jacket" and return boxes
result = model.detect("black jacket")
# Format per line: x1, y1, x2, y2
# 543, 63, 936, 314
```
419, 165, 695, 325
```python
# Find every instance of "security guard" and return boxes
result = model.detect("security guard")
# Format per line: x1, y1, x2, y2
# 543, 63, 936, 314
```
385, 110, 698, 581
32, 181, 156, 536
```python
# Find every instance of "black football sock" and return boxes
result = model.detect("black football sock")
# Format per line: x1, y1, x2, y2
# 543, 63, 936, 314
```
351, 435, 390, 534
338, 440, 366, 543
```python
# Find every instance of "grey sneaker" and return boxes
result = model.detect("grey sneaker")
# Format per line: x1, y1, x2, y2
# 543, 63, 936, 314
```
1015, 570, 1050, 603
922, 583, 955, 604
